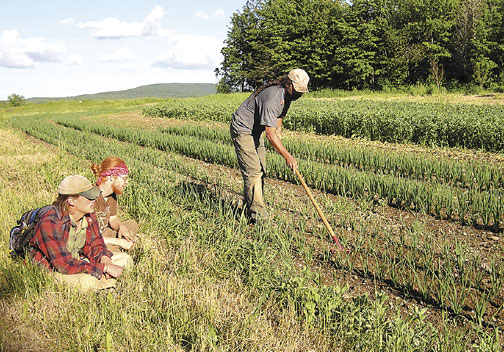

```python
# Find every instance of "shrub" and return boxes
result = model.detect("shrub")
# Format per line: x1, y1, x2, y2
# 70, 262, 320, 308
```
7, 93, 24, 107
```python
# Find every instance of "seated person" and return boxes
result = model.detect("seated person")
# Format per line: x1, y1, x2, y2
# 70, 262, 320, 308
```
91, 157, 138, 251
29, 175, 131, 292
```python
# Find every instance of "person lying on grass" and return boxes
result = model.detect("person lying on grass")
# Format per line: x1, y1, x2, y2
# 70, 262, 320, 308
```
91, 157, 138, 252
29, 175, 131, 292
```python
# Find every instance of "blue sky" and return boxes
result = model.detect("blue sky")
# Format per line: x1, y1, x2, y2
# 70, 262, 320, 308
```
0, 0, 244, 99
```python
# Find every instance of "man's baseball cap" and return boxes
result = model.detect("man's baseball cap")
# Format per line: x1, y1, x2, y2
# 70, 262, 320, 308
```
58, 175, 101, 200
288, 68, 310, 93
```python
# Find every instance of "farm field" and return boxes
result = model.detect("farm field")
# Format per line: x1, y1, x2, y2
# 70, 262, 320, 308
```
1, 93, 504, 351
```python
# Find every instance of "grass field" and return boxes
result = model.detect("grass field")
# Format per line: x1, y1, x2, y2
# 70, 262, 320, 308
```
1, 93, 504, 351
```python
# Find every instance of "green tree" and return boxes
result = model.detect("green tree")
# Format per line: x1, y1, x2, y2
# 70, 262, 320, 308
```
215, 0, 499, 91
215, 1, 264, 92
392, 0, 457, 84
331, 0, 385, 89
216, 0, 344, 91
470, 2, 497, 86
256, 0, 344, 89
8, 94, 24, 107
486, 0, 504, 85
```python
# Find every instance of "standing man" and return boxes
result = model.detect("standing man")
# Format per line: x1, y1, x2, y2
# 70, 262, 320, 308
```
230, 68, 309, 222
29, 175, 131, 291
91, 157, 138, 251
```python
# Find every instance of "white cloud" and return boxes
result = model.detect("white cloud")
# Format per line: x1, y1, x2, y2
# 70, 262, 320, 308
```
153, 34, 222, 70
142, 5, 165, 36
195, 10, 225, 20
100, 47, 135, 62
114, 63, 141, 71
156, 28, 175, 38
213, 10, 225, 19
195, 11, 209, 20
78, 6, 165, 39
68, 54, 83, 65
0, 30, 66, 68
59, 18, 75, 25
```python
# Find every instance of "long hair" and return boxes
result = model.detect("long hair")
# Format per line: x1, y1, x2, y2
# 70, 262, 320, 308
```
250, 74, 292, 100
91, 156, 124, 181
53, 194, 74, 213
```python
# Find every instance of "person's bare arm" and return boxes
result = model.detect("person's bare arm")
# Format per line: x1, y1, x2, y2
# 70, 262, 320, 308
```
109, 215, 134, 241
276, 118, 283, 139
109, 215, 121, 231
265, 126, 297, 170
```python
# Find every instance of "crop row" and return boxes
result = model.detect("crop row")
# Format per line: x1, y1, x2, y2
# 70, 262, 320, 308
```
55, 116, 504, 231
142, 95, 504, 152
11, 114, 504, 335
159, 123, 504, 191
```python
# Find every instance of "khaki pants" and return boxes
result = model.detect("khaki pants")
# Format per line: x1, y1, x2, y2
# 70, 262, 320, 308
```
102, 219, 139, 251
53, 252, 132, 292
232, 133, 268, 220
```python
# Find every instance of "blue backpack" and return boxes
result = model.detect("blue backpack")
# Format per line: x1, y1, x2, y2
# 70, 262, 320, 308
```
9, 205, 57, 258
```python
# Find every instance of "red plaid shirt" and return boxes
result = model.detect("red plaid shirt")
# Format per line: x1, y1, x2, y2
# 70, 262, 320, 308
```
29, 207, 112, 279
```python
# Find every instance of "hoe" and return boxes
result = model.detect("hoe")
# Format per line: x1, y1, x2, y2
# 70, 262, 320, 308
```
295, 168, 346, 252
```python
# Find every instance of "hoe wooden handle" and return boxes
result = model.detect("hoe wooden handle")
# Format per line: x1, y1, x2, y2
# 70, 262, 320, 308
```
295, 168, 345, 252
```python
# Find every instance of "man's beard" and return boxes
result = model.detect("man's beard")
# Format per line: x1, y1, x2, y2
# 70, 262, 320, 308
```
287, 90, 303, 102
112, 183, 124, 195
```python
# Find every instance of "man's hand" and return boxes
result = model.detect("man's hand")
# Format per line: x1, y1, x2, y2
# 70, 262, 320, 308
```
285, 154, 297, 171
101, 256, 113, 265
118, 224, 135, 242
104, 263, 124, 278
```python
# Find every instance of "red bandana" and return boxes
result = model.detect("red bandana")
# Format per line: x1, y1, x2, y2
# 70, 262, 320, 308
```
96, 162, 129, 185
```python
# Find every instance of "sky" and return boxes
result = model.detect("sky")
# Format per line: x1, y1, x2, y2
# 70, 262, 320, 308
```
0, 0, 245, 100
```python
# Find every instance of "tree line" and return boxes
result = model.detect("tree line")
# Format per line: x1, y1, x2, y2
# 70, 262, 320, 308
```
215, 0, 504, 92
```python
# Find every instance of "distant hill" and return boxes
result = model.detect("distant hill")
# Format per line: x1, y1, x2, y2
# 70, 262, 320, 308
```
27, 83, 216, 103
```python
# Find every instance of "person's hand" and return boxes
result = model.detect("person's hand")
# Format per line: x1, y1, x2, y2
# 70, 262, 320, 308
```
118, 224, 135, 242
100, 256, 113, 265
285, 155, 297, 171
104, 263, 124, 278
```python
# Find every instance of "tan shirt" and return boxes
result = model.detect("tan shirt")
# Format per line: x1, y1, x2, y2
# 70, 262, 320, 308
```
66, 216, 88, 260
94, 193, 118, 233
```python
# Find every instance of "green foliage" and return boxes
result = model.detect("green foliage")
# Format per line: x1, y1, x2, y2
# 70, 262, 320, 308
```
8, 94, 24, 107
217, 0, 504, 90
216, 79, 231, 94
156, 122, 501, 190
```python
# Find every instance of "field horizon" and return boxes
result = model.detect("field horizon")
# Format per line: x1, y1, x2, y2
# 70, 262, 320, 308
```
20, 83, 217, 103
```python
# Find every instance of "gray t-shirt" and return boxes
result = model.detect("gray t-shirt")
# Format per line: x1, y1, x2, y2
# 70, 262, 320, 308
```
231, 85, 287, 136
